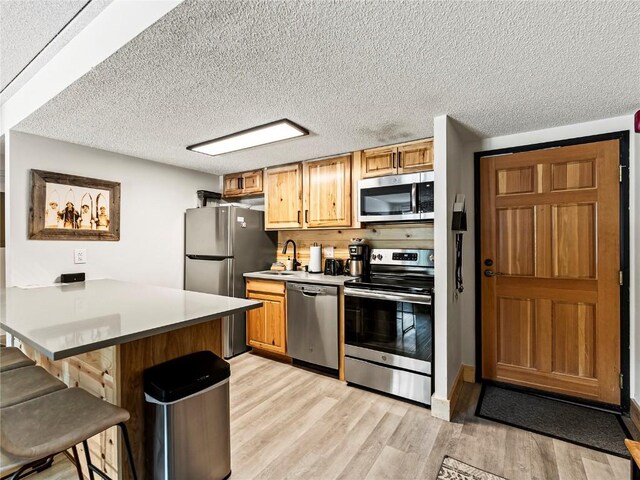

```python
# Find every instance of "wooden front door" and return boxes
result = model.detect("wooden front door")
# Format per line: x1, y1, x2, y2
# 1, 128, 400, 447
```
480, 140, 621, 405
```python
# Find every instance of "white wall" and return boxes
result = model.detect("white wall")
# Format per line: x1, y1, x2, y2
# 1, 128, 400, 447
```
473, 115, 639, 404
633, 128, 639, 404
1, 138, 5, 289
432, 115, 480, 419
6, 131, 219, 288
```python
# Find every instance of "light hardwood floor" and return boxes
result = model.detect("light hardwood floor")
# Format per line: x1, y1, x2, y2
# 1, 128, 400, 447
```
34, 353, 630, 479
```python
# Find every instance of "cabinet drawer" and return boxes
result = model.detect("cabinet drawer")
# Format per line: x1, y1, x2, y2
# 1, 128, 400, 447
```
246, 279, 286, 295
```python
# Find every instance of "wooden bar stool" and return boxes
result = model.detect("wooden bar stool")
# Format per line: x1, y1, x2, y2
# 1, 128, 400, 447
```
0, 366, 67, 408
0, 348, 34, 373
0, 388, 138, 480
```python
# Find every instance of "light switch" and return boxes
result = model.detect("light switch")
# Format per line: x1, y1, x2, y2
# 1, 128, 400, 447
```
74, 249, 87, 264
323, 246, 335, 258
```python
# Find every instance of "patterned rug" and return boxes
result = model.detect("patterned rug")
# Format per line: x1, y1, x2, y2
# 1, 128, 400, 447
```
436, 456, 506, 480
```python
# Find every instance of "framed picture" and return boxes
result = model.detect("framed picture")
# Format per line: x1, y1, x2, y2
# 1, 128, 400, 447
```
30, 170, 121, 241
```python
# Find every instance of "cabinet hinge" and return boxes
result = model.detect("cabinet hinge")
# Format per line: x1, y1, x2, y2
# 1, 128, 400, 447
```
619, 271, 624, 286
620, 373, 624, 389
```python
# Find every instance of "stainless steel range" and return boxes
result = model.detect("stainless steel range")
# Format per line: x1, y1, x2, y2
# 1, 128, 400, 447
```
344, 248, 434, 405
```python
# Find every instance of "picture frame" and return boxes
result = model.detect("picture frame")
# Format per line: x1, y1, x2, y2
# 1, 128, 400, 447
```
29, 169, 121, 241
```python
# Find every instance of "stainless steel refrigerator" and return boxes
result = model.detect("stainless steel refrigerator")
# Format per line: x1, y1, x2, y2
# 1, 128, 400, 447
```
185, 206, 276, 358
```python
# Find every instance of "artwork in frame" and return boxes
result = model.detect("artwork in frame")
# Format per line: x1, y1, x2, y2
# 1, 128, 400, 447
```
30, 170, 121, 241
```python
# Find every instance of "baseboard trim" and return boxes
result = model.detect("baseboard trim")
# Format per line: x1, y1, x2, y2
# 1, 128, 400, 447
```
432, 364, 476, 422
631, 398, 640, 433
431, 365, 465, 422
463, 364, 476, 383
449, 366, 465, 413
431, 395, 451, 421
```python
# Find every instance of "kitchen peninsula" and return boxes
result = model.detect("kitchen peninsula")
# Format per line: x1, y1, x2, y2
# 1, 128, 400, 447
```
0, 279, 261, 480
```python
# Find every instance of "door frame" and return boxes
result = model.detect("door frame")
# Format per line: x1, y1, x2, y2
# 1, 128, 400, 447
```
473, 131, 631, 412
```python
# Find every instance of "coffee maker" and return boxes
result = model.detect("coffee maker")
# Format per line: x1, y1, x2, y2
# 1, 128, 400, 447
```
345, 241, 371, 277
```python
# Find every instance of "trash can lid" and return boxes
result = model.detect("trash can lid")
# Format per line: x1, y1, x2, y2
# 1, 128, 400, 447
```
144, 350, 230, 403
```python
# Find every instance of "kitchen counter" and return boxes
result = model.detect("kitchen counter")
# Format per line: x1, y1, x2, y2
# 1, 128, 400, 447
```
1, 279, 261, 360
1, 278, 260, 480
244, 270, 355, 286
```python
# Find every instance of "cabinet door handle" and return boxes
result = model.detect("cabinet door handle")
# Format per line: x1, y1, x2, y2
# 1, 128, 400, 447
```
238, 177, 244, 190
398, 152, 403, 169
392, 152, 396, 169
304, 210, 309, 224
297, 210, 301, 224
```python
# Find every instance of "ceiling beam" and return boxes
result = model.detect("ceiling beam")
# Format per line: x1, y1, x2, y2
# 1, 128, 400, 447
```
0, 0, 183, 136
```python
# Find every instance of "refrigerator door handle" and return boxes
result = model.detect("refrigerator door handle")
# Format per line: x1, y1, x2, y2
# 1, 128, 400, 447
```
186, 254, 233, 261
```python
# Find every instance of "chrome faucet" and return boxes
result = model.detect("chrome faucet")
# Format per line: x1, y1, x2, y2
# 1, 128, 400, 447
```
282, 239, 301, 271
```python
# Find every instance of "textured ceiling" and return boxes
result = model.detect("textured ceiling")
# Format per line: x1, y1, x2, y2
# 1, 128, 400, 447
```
0, 0, 111, 98
14, 0, 640, 175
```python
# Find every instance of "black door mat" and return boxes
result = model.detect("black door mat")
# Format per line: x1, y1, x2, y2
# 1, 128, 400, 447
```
475, 384, 633, 459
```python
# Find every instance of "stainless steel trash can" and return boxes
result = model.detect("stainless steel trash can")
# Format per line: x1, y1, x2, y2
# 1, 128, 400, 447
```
144, 351, 231, 480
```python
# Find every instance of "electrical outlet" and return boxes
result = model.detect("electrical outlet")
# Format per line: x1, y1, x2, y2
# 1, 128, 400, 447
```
74, 249, 87, 264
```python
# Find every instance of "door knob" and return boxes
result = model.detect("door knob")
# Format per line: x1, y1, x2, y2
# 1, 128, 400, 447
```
484, 270, 504, 277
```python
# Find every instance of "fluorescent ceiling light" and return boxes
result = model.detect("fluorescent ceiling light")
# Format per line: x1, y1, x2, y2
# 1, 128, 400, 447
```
187, 119, 308, 157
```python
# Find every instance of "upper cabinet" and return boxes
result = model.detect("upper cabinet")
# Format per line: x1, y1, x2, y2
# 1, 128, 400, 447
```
265, 155, 352, 230
397, 141, 433, 174
264, 164, 303, 229
223, 174, 243, 197
361, 146, 397, 178
362, 139, 433, 179
222, 169, 263, 198
303, 155, 351, 228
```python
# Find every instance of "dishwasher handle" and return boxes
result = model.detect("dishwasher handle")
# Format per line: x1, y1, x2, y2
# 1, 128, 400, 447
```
287, 283, 337, 296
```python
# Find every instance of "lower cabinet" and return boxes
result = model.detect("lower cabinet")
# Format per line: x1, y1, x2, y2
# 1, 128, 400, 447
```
246, 279, 287, 354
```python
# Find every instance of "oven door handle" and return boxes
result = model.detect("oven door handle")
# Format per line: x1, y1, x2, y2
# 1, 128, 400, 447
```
344, 288, 432, 305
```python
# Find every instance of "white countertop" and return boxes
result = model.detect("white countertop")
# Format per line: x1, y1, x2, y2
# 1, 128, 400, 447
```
244, 270, 355, 286
0, 279, 261, 360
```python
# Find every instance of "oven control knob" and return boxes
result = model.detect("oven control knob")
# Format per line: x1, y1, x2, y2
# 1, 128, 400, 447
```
371, 254, 376, 261
381, 355, 387, 361
429, 254, 434, 262
376, 254, 383, 260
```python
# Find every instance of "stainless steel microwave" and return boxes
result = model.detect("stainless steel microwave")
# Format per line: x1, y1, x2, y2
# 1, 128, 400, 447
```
358, 171, 434, 223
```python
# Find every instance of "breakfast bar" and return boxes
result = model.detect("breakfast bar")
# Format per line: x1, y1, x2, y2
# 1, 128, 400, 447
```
0, 279, 261, 480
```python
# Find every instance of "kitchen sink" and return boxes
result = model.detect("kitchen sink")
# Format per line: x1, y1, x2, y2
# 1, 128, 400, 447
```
259, 271, 295, 276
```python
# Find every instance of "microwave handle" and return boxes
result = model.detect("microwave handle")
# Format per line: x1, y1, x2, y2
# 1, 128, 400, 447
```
411, 183, 417, 213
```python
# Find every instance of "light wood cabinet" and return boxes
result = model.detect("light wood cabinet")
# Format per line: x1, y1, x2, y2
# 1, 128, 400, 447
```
241, 170, 263, 195
223, 174, 243, 197
264, 164, 303, 229
246, 279, 286, 354
361, 146, 397, 178
361, 139, 433, 178
398, 141, 433, 174
223, 169, 263, 197
303, 155, 352, 228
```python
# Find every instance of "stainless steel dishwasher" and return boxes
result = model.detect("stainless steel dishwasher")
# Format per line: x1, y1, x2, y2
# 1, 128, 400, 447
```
287, 283, 339, 370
